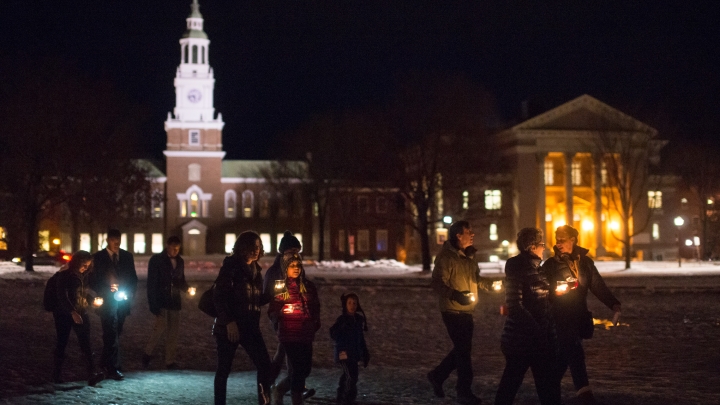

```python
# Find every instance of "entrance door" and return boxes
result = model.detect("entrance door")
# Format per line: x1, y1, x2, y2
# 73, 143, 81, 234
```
181, 219, 208, 256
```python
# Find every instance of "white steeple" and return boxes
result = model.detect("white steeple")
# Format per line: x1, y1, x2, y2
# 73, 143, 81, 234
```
165, 0, 224, 131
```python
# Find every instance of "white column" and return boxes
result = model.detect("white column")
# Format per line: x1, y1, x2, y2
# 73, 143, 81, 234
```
564, 153, 575, 226
536, 152, 548, 234
594, 153, 606, 256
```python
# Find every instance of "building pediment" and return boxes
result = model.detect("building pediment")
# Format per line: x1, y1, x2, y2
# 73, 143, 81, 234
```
511, 95, 657, 136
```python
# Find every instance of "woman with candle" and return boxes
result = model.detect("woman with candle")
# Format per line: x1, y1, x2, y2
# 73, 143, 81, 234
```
213, 231, 273, 405
52, 250, 104, 386
495, 228, 561, 405
267, 254, 320, 405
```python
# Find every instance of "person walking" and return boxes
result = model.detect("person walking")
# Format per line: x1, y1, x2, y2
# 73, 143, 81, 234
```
495, 228, 561, 405
89, 228, 138, 381
267, 254, 321, 405
52, 250, 104, 386
427, 220, 490, 405
213, 231, 273, 405
329, 293, 370, 405
143, 236, 190, 369
542, 225, 621, 405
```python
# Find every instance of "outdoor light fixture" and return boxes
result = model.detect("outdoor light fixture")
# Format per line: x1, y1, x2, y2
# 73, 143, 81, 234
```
685, 239, 693, 246
492, 280, 503, 291
93, 297, 104, 307
188, 287, 196, 296
501, 240, 509, 247
675, 216, 684, 268
674, 216, 684, 227
443, 216, 452, 224
52, 238, 61, 245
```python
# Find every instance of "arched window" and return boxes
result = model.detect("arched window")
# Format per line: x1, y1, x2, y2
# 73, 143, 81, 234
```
192, 45, 198, 64
242, 190, 254, 218
225, 190, 237, 218
188, 163, 201, 182
183, 44, 189, 64
259, 191, 270, 218
189, 192, 200, 217
177, 185, 211, 218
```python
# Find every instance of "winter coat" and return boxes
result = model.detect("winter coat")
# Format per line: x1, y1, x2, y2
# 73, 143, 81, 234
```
500, 250, 555, 356
542, 245, 620, 339
89, 249, 138, 316
56, 269, 92, 315
213, 255, 270, 328
268, 277, 320, 344
262, 255, 284, 305
146, 252, 188, 315
432, 241, 490, 313
330, 313, 369, 364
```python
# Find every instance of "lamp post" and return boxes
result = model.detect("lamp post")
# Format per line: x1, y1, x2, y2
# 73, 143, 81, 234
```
501, 239, 509, 259
674, 216, 684, 268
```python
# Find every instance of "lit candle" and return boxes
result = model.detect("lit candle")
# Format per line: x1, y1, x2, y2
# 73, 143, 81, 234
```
188, 287, 196, 296
556, 280, 568, 295
93, 297, 104, 307
465, 292, 476, 302
274, 280, 285, 291
492, 280, 503, 291
282, 303, 294, 313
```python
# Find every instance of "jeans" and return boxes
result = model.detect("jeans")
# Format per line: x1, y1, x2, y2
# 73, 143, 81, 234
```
495, 350, 561, 405
144, 309, 180, 365
214, 324, 272, 405
431, 311, 475, 395
557, 337, 590, 391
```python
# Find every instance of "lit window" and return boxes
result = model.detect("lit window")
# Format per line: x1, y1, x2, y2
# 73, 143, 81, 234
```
242, 190, 254, 218
462, 190, 469, 210
648, 191, 662, 209
151, 234, 163, 253
485, 190, 502, 210
180, 200, 188, 217
338, 230, 346, 252
545, 213, 552, 222
601, 162, 608, 185
489, 255, 499, 262
276, 233, 284, 252
188, 229, 201, 235
225, 234, 235, 254
259, 191, 271, 218
190, 193, 200, 217
436, 228, 448, 245
544, 161, 554, 185
489, 223, 498, 241
681, 198, 688, 205
39, 230, 50, 251
357, 230, 370, 252
97, 233, 107, 250
80, 233, 91, 252
260, 234, 271, 253
133, 234, 146, 254
225, 190, 237, 218
376, 230, 388, 252
151, 195, 163, 218
572, 161, 582, 186
652, 223, 660, 240
201, 200, 209, 218
188, 164, 201, 182
120, 234, 128, 251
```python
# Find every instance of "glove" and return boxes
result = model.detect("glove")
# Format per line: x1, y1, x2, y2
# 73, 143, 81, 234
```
451, 290, 472, 305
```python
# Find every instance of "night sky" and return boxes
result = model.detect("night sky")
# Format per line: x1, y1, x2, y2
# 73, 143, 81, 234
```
3, 0, 719, 160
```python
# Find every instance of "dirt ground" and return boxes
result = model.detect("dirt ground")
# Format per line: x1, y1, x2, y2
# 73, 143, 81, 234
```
1, 272, 720, 404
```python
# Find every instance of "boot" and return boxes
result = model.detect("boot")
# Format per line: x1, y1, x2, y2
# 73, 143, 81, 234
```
291, 391, 304, 405
272, 376, 291, 405
84, 353, 104, 386
578, 389, 598, 405
52, 355, 64, 384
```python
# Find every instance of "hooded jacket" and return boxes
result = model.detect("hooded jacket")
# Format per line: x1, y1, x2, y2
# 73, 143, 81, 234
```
500, 250, 555, 356
542, 245, 620, 338
213, 255, 270, 327
431, 241, 489, 313
267, 263, 320, 343
146, 251, 188, 315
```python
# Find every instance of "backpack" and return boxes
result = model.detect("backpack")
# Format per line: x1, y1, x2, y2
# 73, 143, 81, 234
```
43, 271, 63, 312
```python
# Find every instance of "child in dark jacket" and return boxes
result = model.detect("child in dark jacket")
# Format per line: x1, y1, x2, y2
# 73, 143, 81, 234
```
267, 254, 320, 405
329, 293, 370, 405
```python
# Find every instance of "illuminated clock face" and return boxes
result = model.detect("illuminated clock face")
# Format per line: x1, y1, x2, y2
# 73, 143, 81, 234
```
187, 89, 202, 103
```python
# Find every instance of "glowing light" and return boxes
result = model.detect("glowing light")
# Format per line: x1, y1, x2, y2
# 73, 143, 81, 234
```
93, 297, 104, 307
545, 213, 552, 222
489, 255, 499, 262
708, 199, 714, 205
581, 220, 594, 231
188, 229, 201, 235
52, 238, 61, 245
609, 221, 620, 231
114, 291, 128, 301
694, 237, 700, 246
443, 216, 452, 224
501, 240, 509, 247
468, 292, 476, 302
553, 221, 566, 230
685, 239, 693, 246
12, 257, 20, 263
674, 216, 684, 227
492, 280, 503, 291
188, 287, 196, 296
62, 254, 71, 261
556, 281, 569, 295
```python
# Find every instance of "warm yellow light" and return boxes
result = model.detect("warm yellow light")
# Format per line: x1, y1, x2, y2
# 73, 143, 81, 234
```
609, 221, 620, 231
52, 238, 61, 245
553, 220, 566, 230
581, 220, 594, 231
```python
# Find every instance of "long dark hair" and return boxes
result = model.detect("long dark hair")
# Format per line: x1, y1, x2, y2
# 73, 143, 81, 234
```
67, 250, 93, 273
232, 231, 262, 261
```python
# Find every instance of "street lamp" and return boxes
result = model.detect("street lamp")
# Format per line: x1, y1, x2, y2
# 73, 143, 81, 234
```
674, 216, 684, 267
501, 239, 509, 259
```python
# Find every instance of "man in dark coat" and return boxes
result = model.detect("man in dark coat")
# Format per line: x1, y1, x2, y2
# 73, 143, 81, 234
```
542, 225, 621, 405
89, 228, 138, 380
427, 220, 491, 405
143, 236, 189, 369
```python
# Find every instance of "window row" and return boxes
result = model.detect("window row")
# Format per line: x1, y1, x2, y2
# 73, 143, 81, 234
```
182, 44, 207, 65
337, 229, 389, 254
455, 190, 503, 211
543, 160, 610, 186
78, 233, 165, 255
224, 232, 303, 255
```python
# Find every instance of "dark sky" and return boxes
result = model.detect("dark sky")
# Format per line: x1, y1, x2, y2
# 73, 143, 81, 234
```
3, 0, 720, 159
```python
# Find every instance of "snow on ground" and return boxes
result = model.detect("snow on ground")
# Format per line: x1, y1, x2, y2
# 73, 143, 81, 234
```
2, 260, 720, 404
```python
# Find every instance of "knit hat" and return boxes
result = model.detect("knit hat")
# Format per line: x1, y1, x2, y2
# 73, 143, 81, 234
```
341, 292, 368, 331
278, 231, 301, 253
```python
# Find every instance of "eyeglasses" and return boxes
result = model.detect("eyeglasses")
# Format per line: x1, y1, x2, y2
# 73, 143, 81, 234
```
536, 243, 546, 247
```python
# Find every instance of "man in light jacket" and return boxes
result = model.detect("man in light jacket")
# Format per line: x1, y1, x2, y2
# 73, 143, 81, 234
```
427, 220, 490, 405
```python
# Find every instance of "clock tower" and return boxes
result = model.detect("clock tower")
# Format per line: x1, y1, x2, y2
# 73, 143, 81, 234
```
164, 0, 225, 253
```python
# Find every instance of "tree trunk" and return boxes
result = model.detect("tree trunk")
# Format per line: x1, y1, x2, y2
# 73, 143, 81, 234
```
418, 210, 431, 272
70, 208, 80, 253
317, 207, 326, 262
24, 209, 38, 272
623, 217, 631, 269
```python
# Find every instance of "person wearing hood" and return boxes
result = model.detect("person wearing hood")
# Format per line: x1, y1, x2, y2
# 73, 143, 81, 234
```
427, 220, 491, 405
52, 250, 104, 386
213, 231, 273, 405
495, 228, 560, 405
542, 225, 621, 405
267, 254, 320, 405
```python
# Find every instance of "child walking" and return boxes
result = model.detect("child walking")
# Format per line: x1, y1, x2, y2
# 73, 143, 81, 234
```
329, 293, 370, 405
267, 254, 321, 405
